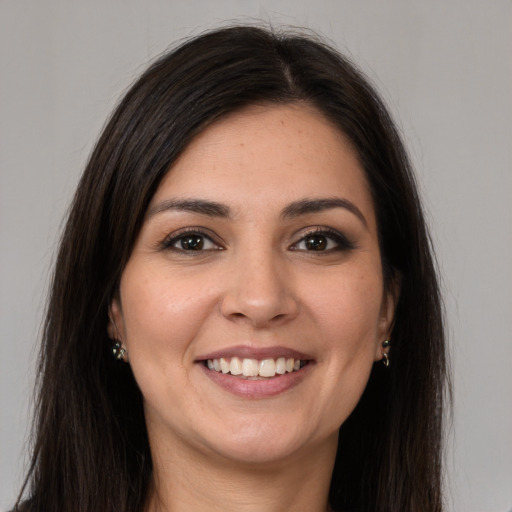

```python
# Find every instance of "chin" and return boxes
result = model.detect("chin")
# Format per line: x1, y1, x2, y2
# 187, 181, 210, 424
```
201, 417, 332, 467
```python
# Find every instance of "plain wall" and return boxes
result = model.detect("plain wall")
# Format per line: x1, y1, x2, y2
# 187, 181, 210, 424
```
1, 1, 511, 511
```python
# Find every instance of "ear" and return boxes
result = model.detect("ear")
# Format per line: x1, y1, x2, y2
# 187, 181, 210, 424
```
374, 275, 401, 361
107, 297, 125, 342
108, 298, 129, 362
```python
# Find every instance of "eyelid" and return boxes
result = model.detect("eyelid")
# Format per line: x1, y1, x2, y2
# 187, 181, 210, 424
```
159, 227, 225, 252
289, 226, 355, 252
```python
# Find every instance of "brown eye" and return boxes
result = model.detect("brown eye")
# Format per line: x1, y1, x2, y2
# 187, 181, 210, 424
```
305, 235, 328, 251
291, 228, 355, 253
162, 230, 222, 253
179, 235, 204, 250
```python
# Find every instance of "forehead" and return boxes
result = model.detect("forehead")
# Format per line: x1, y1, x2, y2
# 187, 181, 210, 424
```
151, 103, 375, 226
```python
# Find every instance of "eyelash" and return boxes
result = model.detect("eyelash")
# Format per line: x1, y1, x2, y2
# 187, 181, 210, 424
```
159, 227, 355, 254
159, 228, 224, 253
289, 227, 355, 253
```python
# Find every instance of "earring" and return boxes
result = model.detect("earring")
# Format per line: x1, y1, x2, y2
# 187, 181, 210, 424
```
381, 340, 390, 367
112, 341, 128, 362
108, 309, 127, 362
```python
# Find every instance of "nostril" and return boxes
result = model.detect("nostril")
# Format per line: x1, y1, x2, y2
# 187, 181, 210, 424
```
227, 311, 290, 324
220, 279, 300, 327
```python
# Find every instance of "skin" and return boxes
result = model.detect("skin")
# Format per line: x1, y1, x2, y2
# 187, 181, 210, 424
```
110, 103, 395, 512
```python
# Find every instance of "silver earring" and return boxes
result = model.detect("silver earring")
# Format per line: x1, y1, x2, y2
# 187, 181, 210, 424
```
112, 341, 128, 362
382, 340, 390, 367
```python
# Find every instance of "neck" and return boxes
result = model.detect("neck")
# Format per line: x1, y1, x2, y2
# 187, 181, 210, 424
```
145, 431, 338, 512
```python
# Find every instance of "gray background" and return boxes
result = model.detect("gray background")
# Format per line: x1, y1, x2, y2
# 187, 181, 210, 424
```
1, 1, 511, 511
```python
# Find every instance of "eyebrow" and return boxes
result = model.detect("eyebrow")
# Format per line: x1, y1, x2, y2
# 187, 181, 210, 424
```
146, 199, 231, 219
147, 196, 367, 228
281, 197, 368, 228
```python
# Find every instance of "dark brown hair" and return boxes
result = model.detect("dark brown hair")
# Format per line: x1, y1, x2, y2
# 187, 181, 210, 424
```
16, 25, 448, 512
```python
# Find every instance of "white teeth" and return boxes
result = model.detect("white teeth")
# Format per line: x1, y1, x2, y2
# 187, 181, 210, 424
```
242, 358, 259, 377
275, 357, 286, 374
206, 356, 305, 377
259, 358, 276, 377
229, 357, 242, 375
220, 357, 229, 373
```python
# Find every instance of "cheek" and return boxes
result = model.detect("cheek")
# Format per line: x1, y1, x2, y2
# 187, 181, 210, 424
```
307, 275, 382, 427
310, 269, 384, 348
322, 270, 384, 410
119, 264, 217, 362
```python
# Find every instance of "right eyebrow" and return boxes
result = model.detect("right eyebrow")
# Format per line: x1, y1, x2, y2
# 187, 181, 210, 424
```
280, 197, 368, 229
146, 198, 231, 219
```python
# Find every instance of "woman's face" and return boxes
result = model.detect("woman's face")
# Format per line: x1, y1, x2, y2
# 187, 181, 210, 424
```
111, 104, 395, 466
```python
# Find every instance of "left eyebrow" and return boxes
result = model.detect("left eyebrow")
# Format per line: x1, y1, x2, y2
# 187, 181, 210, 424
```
280, 197, 368, 228
146, 198, 231, 219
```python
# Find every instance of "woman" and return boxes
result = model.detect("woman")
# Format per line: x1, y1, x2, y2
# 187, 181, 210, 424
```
14, 26, 448, 512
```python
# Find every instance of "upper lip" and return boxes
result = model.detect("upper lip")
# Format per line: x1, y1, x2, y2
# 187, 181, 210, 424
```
196, 345, 314, 361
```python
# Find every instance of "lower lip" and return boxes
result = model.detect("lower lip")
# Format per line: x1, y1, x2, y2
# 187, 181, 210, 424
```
199, 363, 312, 399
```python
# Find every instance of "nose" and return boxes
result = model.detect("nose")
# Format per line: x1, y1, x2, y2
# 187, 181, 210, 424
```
220, 248, 299, 328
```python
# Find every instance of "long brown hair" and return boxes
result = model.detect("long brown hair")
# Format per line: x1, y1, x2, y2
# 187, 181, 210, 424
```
16, 25, 449, 511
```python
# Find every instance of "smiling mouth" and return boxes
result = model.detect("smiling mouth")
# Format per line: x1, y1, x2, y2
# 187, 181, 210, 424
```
204, 357, 309, 379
